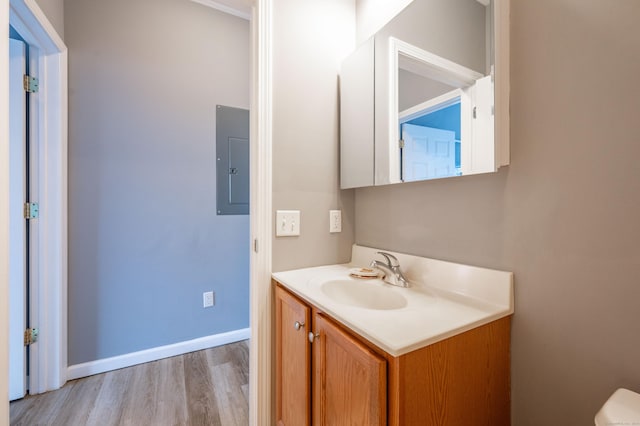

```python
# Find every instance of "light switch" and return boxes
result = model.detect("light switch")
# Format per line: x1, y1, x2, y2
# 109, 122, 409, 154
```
276, 210, 301, 236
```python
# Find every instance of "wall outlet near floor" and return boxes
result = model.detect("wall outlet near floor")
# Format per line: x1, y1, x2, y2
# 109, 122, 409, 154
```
203, 291, 215, 308
329, 210, 342, 233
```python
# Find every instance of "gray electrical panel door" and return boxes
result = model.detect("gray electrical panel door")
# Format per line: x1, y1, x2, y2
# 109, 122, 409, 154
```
216, 105, 249, 215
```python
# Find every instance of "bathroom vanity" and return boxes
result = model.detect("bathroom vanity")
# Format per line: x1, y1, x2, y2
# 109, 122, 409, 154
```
273, 245, 514, 425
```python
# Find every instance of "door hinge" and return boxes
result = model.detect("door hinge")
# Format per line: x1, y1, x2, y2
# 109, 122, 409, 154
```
253, 239, 258, 253
24, 202, 39, 220
473, 106, 477, 119
24, 328, 39, 346
398, 139, 405, 149
23, 75, 39, 93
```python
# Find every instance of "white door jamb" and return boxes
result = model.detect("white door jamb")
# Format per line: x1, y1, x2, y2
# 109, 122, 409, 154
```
2, 3, 12, 423
249, 0, 273, 424
8, 0, 68, 396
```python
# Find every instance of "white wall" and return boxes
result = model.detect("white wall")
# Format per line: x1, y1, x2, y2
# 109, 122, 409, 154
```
271, 0, 356, 272
1, 0, 11, 422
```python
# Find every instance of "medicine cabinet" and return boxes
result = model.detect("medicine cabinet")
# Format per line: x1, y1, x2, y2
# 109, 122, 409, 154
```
340, 0, 509, 188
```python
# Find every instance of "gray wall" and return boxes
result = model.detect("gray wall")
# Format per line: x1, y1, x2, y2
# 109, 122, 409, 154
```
35, 0, 63, 39
65, 0, 250, 364
398, 69, 453, 112
355, 0, 640, 424
272, 0, 356, 272
355, 0, 412, 44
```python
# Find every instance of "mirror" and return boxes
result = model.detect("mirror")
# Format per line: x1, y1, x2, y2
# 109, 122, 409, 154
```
340, 0, 509, 188
390, 38, 493, 182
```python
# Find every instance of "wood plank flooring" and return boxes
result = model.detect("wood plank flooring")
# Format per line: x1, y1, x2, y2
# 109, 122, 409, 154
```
10, 340, 249, 426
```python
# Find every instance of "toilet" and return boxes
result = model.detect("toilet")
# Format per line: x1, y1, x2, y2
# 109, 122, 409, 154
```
595, 388, 640, 425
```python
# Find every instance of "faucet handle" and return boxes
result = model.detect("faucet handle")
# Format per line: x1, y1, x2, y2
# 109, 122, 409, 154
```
376, 251, 399, 267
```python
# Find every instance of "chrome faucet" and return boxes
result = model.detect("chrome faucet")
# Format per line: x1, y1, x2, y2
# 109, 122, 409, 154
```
370, 251, 409, 288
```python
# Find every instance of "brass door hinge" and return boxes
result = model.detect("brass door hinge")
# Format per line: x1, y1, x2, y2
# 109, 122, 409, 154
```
23, 75, 39, 93
24, 202, 39, 220
24, 328, 39, 346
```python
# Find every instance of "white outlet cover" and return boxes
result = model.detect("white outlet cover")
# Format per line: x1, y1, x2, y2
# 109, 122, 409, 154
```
329, 210, 342, 233
276, 210, 301, 236
203, 291, 214, 308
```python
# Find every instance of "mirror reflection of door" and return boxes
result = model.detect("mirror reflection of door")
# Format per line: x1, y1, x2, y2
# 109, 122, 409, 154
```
399, 86, 463, 181
402, 124, 458, 181
390, 39, 485, 184
395, 42, 497, 181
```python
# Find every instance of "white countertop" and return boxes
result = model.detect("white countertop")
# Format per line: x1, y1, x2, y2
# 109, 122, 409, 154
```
272, 245, 514, 357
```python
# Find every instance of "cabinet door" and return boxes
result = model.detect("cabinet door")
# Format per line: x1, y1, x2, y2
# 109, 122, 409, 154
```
275, 286, 311, 426
312, 313, 387, 425
340, 36, 375, 189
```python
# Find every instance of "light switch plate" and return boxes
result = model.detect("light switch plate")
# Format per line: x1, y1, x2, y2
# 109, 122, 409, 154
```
329, 210, 342, 233
276, 210, 301, 236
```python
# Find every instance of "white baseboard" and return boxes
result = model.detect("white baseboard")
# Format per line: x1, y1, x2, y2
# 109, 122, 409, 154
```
67, 328, 250, 381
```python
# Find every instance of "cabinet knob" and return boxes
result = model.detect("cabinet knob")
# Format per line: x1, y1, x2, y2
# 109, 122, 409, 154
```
294, 321, 305, 331
308, 331, 319, 343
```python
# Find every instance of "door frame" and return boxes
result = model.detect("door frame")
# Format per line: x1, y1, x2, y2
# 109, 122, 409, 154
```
398, 88, 463, 124
4, 0, 68, 400
2, 9, 11, 422
8, 36, 27, 401
249, 0, 273, 424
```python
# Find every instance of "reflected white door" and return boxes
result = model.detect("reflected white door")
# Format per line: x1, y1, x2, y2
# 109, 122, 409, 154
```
402, 124, 457, 181
9, 38, 27, 401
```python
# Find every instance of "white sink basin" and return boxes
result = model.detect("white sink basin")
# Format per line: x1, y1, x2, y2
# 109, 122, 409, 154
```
272, 244, 514, 356
320, 279, 408, 310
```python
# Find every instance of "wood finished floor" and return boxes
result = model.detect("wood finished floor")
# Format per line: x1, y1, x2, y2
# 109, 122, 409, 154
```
10, 340, 249, 426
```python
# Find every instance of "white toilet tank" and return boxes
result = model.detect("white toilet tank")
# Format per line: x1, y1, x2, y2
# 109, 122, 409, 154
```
595, 388, 640, 425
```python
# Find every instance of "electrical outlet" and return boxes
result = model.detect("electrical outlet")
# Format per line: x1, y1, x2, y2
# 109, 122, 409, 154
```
329, 210, 342, 233
276, 210, 301, 236
203, 291, 215, 308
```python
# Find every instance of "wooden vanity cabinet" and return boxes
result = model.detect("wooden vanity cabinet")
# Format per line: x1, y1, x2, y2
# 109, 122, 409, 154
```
312, 313, 386, 426
275, 284, 311, 426
275, 282, 511, 426
385, 318, 511, 425
276, 285, 386, 426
